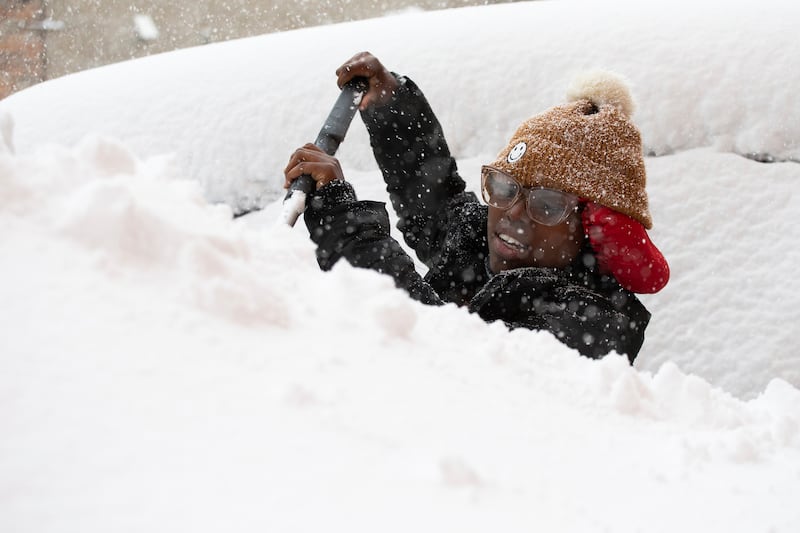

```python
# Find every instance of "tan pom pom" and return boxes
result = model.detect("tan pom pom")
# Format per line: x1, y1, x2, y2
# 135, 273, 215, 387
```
566, 69, 636, 118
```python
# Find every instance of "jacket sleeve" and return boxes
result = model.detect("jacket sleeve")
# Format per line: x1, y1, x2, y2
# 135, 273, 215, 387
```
303, 179, 443, 306
359, 75, 467, 268
468, 267, 651, 362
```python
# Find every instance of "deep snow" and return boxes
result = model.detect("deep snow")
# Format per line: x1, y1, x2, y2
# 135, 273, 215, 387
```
2, 1, 800, 531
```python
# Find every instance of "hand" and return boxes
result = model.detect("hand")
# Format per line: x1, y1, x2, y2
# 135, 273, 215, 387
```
335, 51, 399, 110
582, 202, 670, 294
283, 143, 345, 190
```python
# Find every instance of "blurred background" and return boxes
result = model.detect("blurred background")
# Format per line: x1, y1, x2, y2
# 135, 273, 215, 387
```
1, 0, 517, 100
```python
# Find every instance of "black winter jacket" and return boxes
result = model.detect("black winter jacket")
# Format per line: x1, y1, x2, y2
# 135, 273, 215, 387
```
304, 76, 650, 362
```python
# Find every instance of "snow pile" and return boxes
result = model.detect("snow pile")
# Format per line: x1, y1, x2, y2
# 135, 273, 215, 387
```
2, 125, 799, 530
2, 1, 800, 530
2, 0, 798, 210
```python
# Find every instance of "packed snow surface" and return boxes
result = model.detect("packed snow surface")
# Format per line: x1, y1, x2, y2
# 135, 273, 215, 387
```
2, 1, 800, 531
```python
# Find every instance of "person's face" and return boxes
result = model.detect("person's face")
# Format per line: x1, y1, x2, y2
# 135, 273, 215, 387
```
486, 199, 584, 273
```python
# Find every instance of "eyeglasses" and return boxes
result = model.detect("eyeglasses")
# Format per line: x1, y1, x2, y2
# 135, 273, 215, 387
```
480, 166, 579, 226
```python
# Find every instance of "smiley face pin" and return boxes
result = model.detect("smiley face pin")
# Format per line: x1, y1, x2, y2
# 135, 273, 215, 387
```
507, 141, 527, 163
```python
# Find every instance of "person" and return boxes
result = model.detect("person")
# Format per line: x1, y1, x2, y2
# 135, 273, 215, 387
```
283, 52, 669, 362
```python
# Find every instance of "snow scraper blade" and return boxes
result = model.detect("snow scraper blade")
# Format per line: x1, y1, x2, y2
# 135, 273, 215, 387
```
280, 77, 369, 227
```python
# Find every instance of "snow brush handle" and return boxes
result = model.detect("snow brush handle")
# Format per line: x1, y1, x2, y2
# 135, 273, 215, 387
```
281, 77, 369, 227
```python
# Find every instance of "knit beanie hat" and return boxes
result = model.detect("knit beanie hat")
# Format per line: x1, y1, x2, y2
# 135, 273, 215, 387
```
488, 70, 652, 228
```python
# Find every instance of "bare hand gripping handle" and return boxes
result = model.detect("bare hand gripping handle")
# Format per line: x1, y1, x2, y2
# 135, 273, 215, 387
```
280, 77, 369, 226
